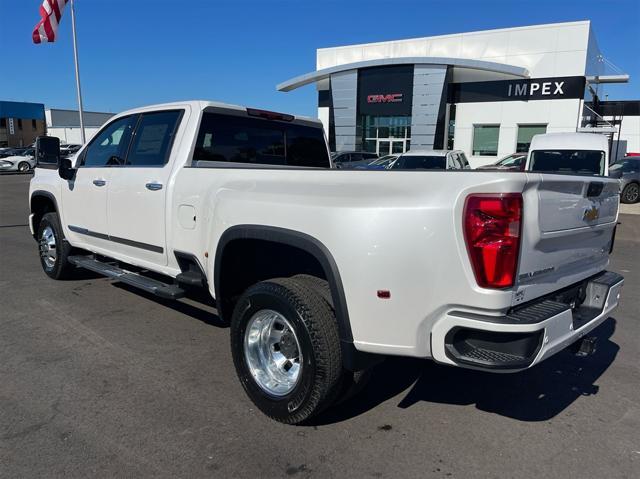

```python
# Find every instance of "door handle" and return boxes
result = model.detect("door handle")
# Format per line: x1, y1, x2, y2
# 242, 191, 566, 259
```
92, 179, 107, 187
145, 182, 163, 191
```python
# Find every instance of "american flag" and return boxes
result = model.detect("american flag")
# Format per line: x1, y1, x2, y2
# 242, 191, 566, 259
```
32, 0, 69, 44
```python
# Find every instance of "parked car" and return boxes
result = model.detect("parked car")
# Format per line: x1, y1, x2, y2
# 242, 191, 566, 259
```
0, 147, 28, 159
30, 100, 623, 424
526, 133, 610, 176
354, 154, 398, 170
331, 151, 378, 168
477, 153, 527, 171
609, 156, 640, 204
390, 149, 470, 170
0, 148, 36, 172
60, 144, 83, 158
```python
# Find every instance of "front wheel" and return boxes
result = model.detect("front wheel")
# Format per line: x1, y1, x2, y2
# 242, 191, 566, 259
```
621, 182, 639, 204
37, 212, 75, 279
230, 277, 344, 424
18, 161, 31, 172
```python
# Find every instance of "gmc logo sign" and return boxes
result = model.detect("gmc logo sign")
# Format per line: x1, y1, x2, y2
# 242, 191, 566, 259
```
367, 93, 403, 103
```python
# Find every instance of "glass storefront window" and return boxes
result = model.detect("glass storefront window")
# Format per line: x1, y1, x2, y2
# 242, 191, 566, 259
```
358, 114, 412, 155
472, 125, 500, 156
516, 124, 547, 153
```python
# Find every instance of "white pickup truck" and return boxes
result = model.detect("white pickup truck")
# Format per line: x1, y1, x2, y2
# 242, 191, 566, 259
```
29, 101, 624, 424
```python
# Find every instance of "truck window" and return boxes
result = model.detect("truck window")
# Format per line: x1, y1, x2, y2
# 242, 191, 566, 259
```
193, 113, 329, 168
126, 111, 182, 167
529, 150, 605, 176
81, 115, 136, 167
193, 113, 285, 166
285, 123, 329, 168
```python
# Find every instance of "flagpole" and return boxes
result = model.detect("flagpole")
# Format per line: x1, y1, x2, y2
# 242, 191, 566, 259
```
69, 0, 85, 144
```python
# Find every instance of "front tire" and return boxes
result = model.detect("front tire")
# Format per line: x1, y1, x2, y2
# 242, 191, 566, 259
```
621, 182, 639, 204
18, 161, 31, 172
37, 212, 75, 279
230, 277, 343, 424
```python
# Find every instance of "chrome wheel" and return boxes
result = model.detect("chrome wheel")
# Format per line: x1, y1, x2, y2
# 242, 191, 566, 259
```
244, 309, 302, 396
624, 183, 639, 203
39, 225, 57, 269
18, 162, 30, 172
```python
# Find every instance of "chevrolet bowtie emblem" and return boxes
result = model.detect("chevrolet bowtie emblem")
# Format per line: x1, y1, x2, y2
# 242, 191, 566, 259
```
583, 205, 600, 221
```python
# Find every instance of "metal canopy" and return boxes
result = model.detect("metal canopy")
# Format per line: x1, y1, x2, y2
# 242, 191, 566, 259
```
277, 57, 530, 92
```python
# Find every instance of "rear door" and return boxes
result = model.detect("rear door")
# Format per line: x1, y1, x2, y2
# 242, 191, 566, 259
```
516, 174, 620, 303
106, 109, 185, 267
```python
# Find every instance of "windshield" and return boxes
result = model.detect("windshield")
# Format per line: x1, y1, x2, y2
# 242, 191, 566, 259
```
391, 155, 446, 170
529, 150, 605, 176
496, 155, 525, 167
370, 155, 395, 166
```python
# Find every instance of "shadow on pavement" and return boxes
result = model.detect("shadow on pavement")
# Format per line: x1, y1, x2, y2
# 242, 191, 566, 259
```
113, 282, 227, 328
314, 317, 619, 425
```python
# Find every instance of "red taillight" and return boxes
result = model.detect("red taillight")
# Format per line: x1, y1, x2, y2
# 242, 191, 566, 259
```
463, 193, 522, 289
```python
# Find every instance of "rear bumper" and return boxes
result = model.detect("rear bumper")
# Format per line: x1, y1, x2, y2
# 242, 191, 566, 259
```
431, 271, 624, 372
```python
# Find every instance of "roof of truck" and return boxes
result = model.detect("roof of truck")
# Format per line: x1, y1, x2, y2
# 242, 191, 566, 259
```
529, 132, 609, 152
115, 100, 321, 125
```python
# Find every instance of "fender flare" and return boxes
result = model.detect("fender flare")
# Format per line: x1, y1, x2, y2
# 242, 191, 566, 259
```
214, 225, 382, 370
30, 190, 60, 238
214, 224, 353, 340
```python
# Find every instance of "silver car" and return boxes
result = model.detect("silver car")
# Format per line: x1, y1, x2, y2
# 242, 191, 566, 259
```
0, 148, 36, 173
609, 156, 640, 204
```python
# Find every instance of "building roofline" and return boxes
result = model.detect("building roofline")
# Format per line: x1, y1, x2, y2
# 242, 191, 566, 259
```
316, 20, 590, 52
277, 57, 530, 92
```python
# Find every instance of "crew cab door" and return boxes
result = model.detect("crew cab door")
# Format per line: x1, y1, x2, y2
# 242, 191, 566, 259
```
62, 115, 136, 250
106, 109, 184, 267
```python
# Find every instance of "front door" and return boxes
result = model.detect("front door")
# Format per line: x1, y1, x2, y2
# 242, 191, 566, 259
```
106, 109, 185, 267
61, 115, 136, 251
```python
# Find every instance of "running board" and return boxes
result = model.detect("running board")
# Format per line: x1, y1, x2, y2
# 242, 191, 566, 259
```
68, 255, 185, 300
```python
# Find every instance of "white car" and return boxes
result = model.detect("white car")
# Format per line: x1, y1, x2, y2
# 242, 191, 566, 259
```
29, 101, 624, 424
0, 148, 36, 172
526, 132, 610, 176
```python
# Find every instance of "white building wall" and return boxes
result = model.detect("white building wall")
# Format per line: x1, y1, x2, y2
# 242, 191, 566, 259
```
454, 99, 582, 167
317, 21, 591, 78
47, 127, 100, 145
620, 117, 640, 153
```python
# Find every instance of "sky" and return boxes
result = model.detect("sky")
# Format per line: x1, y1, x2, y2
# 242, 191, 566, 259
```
0, 0, 639, 118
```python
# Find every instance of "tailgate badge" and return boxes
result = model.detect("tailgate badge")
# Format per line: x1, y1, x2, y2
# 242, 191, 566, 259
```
583, 205, 600, 222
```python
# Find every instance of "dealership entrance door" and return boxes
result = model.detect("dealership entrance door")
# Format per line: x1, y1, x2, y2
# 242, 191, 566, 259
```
377, 139, 407, 155
360, 115, 411, 155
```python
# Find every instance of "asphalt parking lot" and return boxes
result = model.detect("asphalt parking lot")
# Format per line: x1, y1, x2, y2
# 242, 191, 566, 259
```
1, 173, 638, 478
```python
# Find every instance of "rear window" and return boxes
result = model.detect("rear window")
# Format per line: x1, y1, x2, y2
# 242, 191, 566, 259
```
391, 155, 446, 170
529, 150, 605, 176
193, 113, 329, 168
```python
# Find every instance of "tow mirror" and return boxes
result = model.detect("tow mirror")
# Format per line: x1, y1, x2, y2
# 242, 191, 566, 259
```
35, 135, 60, 166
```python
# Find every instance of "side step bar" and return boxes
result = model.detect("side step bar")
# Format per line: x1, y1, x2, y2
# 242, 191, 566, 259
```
68, 255, 185, 300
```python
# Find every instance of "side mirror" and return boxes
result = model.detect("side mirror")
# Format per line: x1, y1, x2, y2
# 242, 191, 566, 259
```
58, 157, 76, 181
35, 135, 60, 166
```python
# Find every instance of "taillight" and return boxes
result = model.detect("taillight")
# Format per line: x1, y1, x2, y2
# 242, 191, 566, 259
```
463, 193, 522, 289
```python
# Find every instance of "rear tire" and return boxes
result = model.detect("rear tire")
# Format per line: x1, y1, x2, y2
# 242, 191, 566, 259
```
293, 274, 373, 404
621, 182, 639, 204
37, 212, 75, 280
230, 277, 344, 424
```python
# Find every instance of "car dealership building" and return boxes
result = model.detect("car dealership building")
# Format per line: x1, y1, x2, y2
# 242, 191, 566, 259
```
278, 21, 638, 167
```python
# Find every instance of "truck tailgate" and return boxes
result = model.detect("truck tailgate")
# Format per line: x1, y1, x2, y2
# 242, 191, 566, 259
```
516, 174, 619, 304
